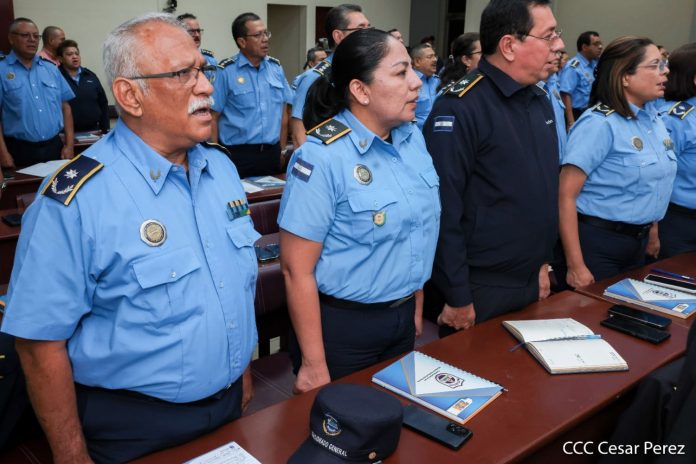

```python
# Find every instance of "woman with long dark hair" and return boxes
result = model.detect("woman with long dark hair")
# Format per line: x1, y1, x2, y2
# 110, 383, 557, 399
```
278, 29, 441, 392
559, 36, 677, 287
437, 32, 481, 92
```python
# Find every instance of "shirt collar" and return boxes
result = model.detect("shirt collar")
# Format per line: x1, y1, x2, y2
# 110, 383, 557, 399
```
630, 101, 659, 122
340, 109, 415, 156
237, 52, 266, 69
479, 57, 526, 98
6, 50, 40, 67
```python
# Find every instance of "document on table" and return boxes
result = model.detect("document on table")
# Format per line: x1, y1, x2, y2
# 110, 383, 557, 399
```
241, 180, 264, 193
183, 441, 261, 464
16, 160, 68, 177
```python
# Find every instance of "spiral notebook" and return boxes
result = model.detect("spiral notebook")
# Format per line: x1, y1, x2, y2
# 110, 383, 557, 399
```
372, 351, 503, 424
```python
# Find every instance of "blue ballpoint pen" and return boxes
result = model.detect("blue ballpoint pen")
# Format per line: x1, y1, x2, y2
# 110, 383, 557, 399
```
650, 268, 696, 282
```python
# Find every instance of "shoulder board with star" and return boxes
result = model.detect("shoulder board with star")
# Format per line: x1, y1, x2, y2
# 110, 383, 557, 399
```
267, 55, 280, 65
569, 59, 579, 68
219, 57, 236, 68
312, 60, 331, 76
592, 103, 615, 117
444, 71, 484, 98
668, 101, 694, 120
202, 141, 231, 156
306, 118, 351, 144
201, 48, 215, 57
41, 155, 103, 206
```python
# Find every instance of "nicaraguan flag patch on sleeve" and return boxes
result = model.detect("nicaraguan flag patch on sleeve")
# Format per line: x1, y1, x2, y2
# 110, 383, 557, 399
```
433, 116, 455, 132
291, 158, 314, 182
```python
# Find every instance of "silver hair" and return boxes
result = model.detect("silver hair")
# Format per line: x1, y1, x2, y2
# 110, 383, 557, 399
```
102, 12, 185, 103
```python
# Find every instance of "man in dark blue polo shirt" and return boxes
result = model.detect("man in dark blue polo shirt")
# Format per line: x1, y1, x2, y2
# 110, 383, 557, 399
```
423, 0, 563, 334
57, 39, 110, 133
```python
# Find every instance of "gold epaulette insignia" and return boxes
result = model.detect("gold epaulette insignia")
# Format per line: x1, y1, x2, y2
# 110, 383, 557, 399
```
219, 57, 236, 68
668, 101, 694, 120
306, 118, 351, 144
592, 103, 615, 117
41, 155, 103, 206
203, 141, 231, 156
445, 71, 484, 98
312, 60, 331, 77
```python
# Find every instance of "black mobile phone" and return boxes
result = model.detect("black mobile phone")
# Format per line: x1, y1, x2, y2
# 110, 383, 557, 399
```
607, 305, 671, 329
402, 404, 472, 450
644, 274, 696, 294
254, 243, 279, 262
1, 213, 22, 227
601, 316, 671, 344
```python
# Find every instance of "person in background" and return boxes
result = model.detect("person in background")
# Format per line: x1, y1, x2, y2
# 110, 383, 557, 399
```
423, 0, 562, 334
38, 25, 64, 66
290, 4, 370, 147
279, 29, 440, 392
302, 46, 327, 70
657, 45, 670, 61
411, 43, 440, 129
437, 32, 481, 92
559, 36, 676, 288
658, 42, 696, 258
211, 12, 293, 178
0, 18, 74, 169
57, 40, 110, 133
177, 13, 217, 67
1, 13, 258, 463
559, 30, 602, 129
387, 28, 404, 44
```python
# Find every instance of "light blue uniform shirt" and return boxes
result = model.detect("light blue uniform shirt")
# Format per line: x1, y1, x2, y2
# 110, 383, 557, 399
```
290, 54, 333, 120
1, 120, 260, 403
0, 51, 74, 141
415, 70, 440, 129
538, 78, 567, 159
212, 53, 293, 145
559, 54, 597, 110
201, 49, 218, 67
278, 110, 441, 303
563, 102, 677, 224
662, 98, 696, 209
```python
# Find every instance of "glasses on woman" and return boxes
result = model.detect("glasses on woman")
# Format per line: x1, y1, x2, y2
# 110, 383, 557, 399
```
637, 60, 669, 73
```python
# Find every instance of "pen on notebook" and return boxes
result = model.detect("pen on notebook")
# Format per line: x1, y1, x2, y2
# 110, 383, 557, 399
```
509, 334, 602, 352
650, 268, 696, 282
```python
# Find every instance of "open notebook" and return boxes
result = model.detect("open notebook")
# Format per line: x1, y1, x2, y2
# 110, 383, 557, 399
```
503, 318, 628, 374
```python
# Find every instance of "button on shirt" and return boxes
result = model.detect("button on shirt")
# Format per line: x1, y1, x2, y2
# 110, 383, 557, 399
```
538, 78, 567, 158
212, 53, 293, 145
559, 54, 597, 110
662, 98, 696, 209
415, 70, 440, 129
290, 55, 333, 120
278, 110, 441, 303
1, 119, 260, 403
563, 102, 677, 224
0, 51, 74, 141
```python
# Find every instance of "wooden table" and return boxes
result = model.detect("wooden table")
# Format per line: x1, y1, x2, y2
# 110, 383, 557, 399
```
0, 172, 42, 210
575, 252, 696, 328
134, 291, 689, 464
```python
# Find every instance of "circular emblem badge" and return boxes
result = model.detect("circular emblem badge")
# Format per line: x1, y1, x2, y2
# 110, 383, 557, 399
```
237, 76, 245, 85
6, 72, 14, 80
322, 413, 342, 436
353, 164, 372, 185
373, 211, 386, 227
664, 138, 674, 150
140, 220, 167, 247
631, 136, 643, 151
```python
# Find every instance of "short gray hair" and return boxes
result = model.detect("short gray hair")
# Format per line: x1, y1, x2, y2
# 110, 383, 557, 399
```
103, 12, 185, 100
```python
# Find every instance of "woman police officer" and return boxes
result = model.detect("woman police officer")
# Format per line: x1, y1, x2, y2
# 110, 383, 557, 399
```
559, 36, 677, 287
278, 29, 441, 393
658, 43, 696, 258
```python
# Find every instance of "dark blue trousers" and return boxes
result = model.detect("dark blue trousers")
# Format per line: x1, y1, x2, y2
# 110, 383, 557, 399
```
659, 207, 696, 259
289, 298, 416, 381
579, 221, 648, 282
75, 376, 243, 464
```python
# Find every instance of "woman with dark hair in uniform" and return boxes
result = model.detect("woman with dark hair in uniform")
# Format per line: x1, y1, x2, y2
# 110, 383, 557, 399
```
278, 28, 441, 393
560, 36, 677, 287
437, 32, 481, 92
658, 43, 696, 258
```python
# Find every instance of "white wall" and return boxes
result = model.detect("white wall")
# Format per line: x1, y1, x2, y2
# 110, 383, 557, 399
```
15, 0, 411, 103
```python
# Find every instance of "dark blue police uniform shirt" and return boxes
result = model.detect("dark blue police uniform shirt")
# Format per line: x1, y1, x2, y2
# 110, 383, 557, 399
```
423, 57, 559, 307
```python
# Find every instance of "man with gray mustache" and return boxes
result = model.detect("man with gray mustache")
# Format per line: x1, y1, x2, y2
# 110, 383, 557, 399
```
1, 13, 259, 463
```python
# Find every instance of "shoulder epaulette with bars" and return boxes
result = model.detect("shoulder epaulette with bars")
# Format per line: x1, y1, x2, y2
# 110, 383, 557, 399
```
218, 57, 236, 68
202, 141, 231, 156
444, 71, 484, 98
312, 60, 331, 77
592, 103, 615, 117
569, 59, 580, 68
201, 48, 215, 57
268, 56, 280, 65
668, 101, 695, 120
42, 155, 103, 206
306, 118, 351, 144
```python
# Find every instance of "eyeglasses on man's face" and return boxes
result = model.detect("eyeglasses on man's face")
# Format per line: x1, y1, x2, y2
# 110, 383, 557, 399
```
187, 28, 204, 35
339, 25, 373, 33
11, 32, 41, 41
245, 30, 271, 40
128, 64, 218, 86
520, 29, 563, 44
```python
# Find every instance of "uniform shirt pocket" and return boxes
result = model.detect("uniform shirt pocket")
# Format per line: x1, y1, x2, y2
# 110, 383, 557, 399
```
347, 190, 401, 245
420, 166, 442, 216
226, 218, 262, 288
40, 77, 61, 105
622, 154, 658, 194
131, 247, 202, 324
268, 78, 285, 103
231, 82, 256, 109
